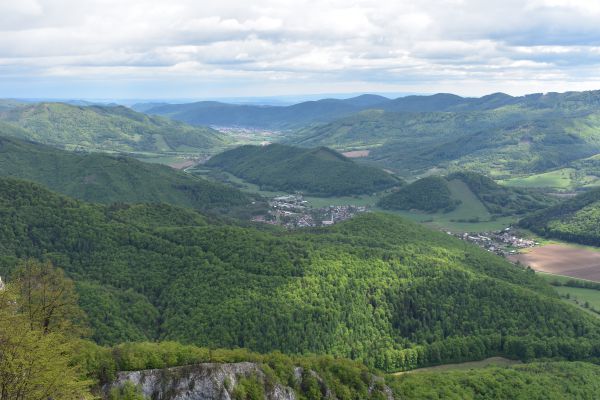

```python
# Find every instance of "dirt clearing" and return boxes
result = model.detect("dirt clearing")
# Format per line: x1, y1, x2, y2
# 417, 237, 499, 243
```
509, 244, 600, 282
342, 150, 370, 158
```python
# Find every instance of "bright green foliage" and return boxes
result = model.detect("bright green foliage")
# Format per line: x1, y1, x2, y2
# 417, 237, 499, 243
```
388, 361, 600, 399
0, 102, 224, 153
378, 176, 459, 212
206, 143, 401, 196
1, 177, 600, 371
520, 187, 600, 245
232, 375, 265, 400
109, 382, 146, 400
0, 135, 256, 215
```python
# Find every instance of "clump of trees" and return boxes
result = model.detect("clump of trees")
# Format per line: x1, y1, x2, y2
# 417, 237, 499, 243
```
0, 259, 93, 400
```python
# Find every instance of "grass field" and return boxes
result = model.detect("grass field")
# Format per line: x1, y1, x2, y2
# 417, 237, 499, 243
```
501, 168, 575, 189
381, 179, 515, 232
392, 357, 521, 375
536, 272, 600, 317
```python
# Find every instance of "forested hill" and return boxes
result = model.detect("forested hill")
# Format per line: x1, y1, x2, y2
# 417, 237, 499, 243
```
519, 187, 600, 246
206, 143, 401, 196
0, 134, 254, 215
288, 90, 600, 178
135, 94, 390, 129
1, 177, 600, 372
378, 172, 554, 215
0, 102, 225, 153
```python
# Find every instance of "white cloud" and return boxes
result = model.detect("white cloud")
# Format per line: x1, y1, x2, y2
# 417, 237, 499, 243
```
1, 0, 600, 97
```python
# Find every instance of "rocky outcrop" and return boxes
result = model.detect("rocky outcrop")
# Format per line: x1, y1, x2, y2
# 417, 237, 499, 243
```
105, 362, 295, 400
105, 362, 395, 400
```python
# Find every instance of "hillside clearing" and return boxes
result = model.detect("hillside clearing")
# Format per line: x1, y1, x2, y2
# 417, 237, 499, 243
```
509, 244, 600, 282
392, 357, 521, 375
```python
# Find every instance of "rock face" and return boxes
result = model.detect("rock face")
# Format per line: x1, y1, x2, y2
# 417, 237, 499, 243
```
105, 362, 395, 400
105, 362, 296, 400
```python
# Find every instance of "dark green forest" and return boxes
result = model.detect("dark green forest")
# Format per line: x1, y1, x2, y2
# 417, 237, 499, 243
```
377, 176, 459, 213
0, 135, 259, 217
1, 177, 600, 373
206, 143, 401, 196
520, 187, 600, 245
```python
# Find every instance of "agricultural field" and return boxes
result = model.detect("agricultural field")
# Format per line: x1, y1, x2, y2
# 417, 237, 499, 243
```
500, 168, 576, 190
393, 357, 521, 375
382, 179, 515, 232
509, 244, 600, 282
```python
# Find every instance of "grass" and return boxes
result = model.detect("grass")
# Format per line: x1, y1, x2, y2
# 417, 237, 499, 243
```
392, 357, 521, 375
500, 168, 575, 189
536, 272, 600, 317
379, 179, 515, 233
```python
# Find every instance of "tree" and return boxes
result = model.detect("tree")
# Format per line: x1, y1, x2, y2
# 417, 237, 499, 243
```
0, 266, 93, 400
13, 259, 86, 335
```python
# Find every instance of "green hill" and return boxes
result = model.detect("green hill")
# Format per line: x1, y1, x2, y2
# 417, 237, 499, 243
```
0, 134, 254, 215
519, 187, 600, 246
0, 102, 225, 153
288, 92, 600, 180
1, 177, 600, 372
379, 172, 554, 216
378, 176, 460, 213
205, 143, 401, 196
136, 94, 391, 129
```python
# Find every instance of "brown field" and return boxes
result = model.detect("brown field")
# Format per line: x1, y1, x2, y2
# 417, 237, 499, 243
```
342, 150, 370, 158
509, 244, 600, 282
169, 160, 198, 170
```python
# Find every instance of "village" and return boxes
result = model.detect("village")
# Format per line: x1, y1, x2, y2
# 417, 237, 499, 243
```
451, 227, 538, 257
251, 194, 368, 228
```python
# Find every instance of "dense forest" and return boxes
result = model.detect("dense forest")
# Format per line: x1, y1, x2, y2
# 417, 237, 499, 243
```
378, 172, 553, 215
288, 91, 600, 178
520, 187, 600, 245
1, 177, 600, 374
0, 135, 259, 217
377, 176, 459, 213
0, 102, 225, 153
206, 143, 401, 196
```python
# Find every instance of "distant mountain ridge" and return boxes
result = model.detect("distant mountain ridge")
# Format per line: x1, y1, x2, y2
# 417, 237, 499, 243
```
0, 102, 225, 153
134, 90, 600, 130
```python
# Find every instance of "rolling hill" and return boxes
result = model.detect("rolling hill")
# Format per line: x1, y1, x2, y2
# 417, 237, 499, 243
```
135, 94, 391, 129
0, 133, 255, 215
205, 143, 402, 196
0, 102, 226, 153
288, 90, 600, 180
1, 177, 600, 373
519, 187, 600, 246
378, 172, 555, 216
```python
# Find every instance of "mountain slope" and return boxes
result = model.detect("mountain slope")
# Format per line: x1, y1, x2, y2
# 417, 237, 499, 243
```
378, 172, 554, 216
519, 187, 600, 246
205, 143, 401, 196
0, 102, 225, 153
1, 177, 599, 372
0, 134, 253, 214
137, 95, 391, 129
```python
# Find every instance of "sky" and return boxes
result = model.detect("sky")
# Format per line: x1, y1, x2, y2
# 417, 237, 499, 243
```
2, 0, 600, 100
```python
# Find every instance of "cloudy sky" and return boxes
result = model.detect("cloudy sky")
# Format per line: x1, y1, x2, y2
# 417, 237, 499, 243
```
2, 0, 600, 99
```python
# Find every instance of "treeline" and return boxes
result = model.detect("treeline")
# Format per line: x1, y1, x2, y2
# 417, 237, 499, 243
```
377, 176, 459, 212
448, 171, 555, 216
206, 143, 401, 196
389, 361, 600, 399
1, 177, 600, 373
519, 187, 600, 246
